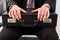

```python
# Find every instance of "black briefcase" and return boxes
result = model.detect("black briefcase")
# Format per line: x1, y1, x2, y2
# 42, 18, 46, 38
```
2, 8, 58, 27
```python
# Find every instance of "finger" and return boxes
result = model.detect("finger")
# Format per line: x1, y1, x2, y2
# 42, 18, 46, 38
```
40, 10, 44, 21
21, 8, 27, 13
14, 10, 19, 20
46, 10, 50, 19
16, 10, 21, 19
43, 10, 47, 21
31, 9, 38, 13
8, 10, 12, 17
19, 11, 22, 19
10, 10, 16, 20
38, 9, 41, 20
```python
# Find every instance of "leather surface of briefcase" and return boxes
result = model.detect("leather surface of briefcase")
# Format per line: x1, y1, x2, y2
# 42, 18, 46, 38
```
2, 8, 58, 27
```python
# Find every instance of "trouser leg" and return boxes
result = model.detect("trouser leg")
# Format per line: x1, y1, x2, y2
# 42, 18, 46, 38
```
0, 27, 23, 40
0, 27, 59, 40
35, 27, 59, 40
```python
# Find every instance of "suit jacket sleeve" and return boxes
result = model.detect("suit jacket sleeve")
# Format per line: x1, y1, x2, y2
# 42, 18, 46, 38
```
7, 0, 17, 7
44, 0, 56, 12
7, 0, 17, 11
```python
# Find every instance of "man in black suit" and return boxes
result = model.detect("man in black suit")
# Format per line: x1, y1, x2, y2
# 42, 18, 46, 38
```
0, 0, 59, 40
8, 0, 54, 21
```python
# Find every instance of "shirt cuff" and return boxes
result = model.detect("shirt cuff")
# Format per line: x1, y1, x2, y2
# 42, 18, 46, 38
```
9, 5, 15, 10
42, 3, 50, 9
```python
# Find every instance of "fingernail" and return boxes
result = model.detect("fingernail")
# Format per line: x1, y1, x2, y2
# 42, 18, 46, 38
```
17, 18, 19, 21
10, 16, 11, 17
37, 18, 39, 21
40, 19, 41, 21
19, 18, 22, 21
17, 19, 19, 21
43, 19, 44, 21
31, 11, 33, 12
25, 11, 27, 13
13, 18, 16, 21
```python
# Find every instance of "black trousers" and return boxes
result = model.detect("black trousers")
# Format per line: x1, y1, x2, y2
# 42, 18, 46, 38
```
0, 27, 59, 40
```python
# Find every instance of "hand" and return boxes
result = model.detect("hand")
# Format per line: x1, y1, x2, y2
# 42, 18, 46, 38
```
8, 5, 27, 20
31, 5, 50, 21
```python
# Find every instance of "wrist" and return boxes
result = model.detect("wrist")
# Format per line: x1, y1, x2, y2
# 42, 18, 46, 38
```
42, 4, 50, 9
9, 5, 16, 10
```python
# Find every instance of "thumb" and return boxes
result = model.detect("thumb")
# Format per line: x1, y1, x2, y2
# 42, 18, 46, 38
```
21, 8, 27, 13
31, 9, 38, 13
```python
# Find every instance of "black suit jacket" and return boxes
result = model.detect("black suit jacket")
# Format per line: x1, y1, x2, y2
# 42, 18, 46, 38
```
7, 0, 55, 12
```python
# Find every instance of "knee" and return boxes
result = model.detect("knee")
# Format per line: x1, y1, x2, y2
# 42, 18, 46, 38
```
42, 29, 59, 40
43, 33, 59, 40
45, 32, 58, 39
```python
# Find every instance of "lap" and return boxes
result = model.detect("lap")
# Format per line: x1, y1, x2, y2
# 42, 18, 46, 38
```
0, 27, 23, 40
0, 27, 59, 40
35, 27, 59, 40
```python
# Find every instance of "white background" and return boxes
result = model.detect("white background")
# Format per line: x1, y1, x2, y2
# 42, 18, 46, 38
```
56, 0, 60, 39
0, 0, 60, 39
